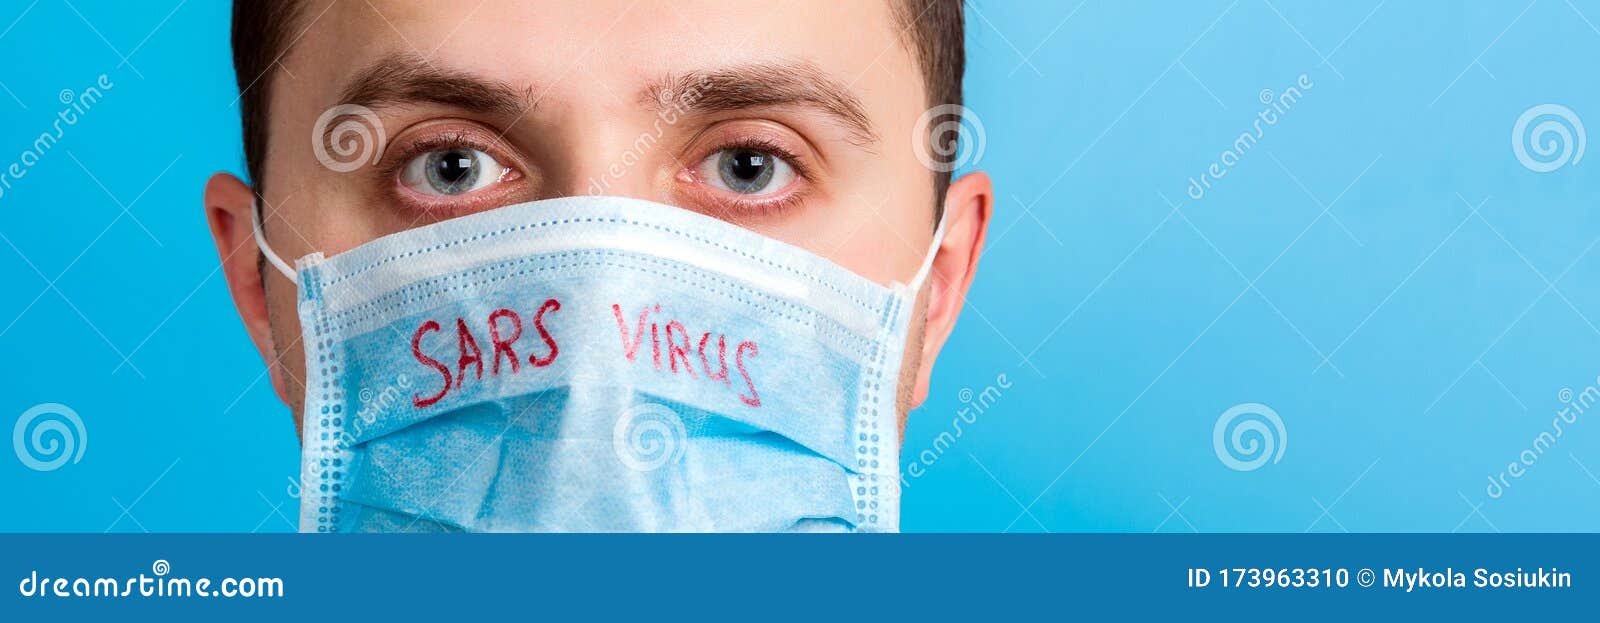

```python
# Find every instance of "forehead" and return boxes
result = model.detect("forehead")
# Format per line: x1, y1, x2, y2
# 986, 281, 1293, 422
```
280, 0, 922, 116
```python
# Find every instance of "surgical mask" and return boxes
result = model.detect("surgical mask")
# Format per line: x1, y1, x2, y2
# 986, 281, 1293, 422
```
253, 195, 943, 532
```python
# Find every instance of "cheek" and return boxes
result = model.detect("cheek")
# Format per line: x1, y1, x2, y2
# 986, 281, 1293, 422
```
894, 298, 931, 437
264, 278, 308, 429
804, 213, 929, 287
280, 336, 307, 427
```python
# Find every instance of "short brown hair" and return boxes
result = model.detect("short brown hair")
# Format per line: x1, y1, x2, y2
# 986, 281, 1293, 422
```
894, 0, 966, 207
231, 0, 305, 197
232, 1, 964, 203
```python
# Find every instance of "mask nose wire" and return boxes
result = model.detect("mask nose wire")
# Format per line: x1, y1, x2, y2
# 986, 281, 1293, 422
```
252, 195, 943, 292
251, 198, 298, 284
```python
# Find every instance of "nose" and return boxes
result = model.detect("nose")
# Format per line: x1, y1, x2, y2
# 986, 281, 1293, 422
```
536, 101, 668, 202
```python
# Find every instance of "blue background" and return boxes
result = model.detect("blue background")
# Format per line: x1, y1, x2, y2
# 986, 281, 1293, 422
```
1, 0, 1597, 533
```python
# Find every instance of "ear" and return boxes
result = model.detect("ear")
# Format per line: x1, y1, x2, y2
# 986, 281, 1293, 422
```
203, 172, 286, 404
911, 171, 993, 407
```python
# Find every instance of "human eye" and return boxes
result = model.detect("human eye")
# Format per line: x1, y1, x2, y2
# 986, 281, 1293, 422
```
677, 122, 818, 218
399, 146, 510, 197
694, 144, 799, 197
380, 124, 528, 218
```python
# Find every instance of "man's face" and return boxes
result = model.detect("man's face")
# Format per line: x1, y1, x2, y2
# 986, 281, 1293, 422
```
213, 0, 988, 431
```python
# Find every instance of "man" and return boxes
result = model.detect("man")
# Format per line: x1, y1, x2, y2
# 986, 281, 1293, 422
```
204, 0, 992, 531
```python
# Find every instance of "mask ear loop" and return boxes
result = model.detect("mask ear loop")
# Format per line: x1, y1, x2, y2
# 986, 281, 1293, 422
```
905, 212, 948, 294
251, 198, 298, 284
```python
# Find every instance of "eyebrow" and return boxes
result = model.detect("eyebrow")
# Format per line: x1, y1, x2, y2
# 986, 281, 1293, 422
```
336, 53, 534, 119
332, 56, 876, 147
642, 61, 878, 147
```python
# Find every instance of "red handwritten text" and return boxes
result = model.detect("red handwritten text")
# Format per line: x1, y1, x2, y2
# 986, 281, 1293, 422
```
411, 298, 561, 407
612, 303, 761, 407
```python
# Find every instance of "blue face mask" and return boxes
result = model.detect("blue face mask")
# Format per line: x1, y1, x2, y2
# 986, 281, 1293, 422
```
254, 196, 942, 532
